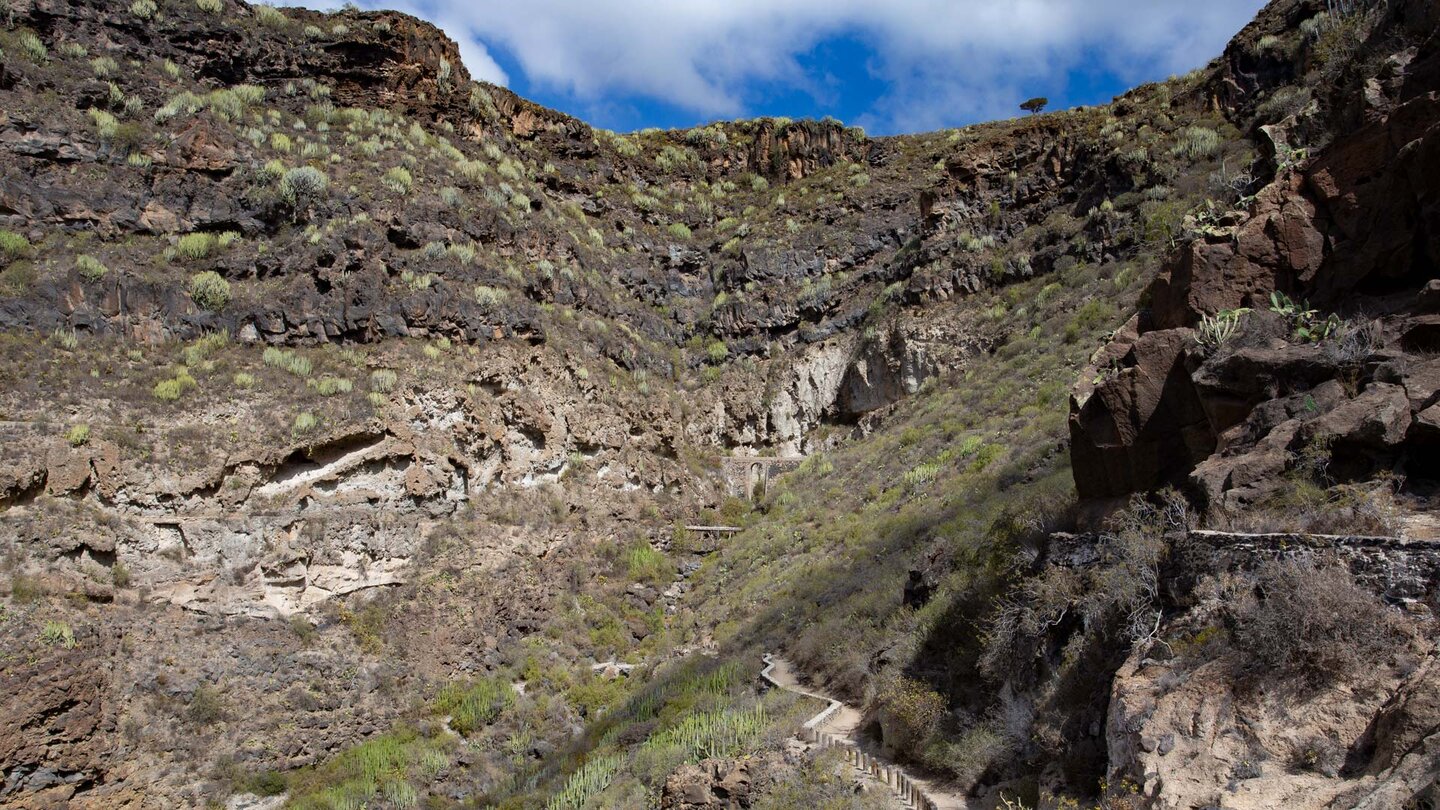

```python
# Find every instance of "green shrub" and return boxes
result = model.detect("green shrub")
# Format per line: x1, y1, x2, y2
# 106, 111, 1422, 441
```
75, 255, 107, 282
263, 347, 312, 377
381, 166, 414, 194
667, 222, 692, 240
51, 328, 79, 351
543, 753, 624, 810
904, 462, 940, 487
175, 232, 217, 259
258, 159, 286, 181
153, 379, 183, 401
129, 0, 157, 19
496, 157, 525, 182
88, 108, 118, 140
280, 166, 329, 213
473, 285, 506, 312
233, 372, 256, 388
310, 376, 353, 396
40, 620, 76, 648
705, 340, 728, 364
434, 677, 511, 735
153, 370, 197, 401
293, 412, 318, 435
207, 85, 265, 121
446, 242, 477, 265
401, 271, 432, 291
196, 0, 223, 12
1172, 126, 1221, 160
91, 56, 118, 77
154, 91, 206, 123
246, 770, 286, 797
253, 4, 287, 27
19, 31, 47, 62
187, 684, 226, 724
189, 271, 231, 311
182, 331, 229, 366
65, 424, 91, 447
0, 230, 30, 263
369, 369, 398, 393
625, 543, 670, 585
875, 676, 946, 755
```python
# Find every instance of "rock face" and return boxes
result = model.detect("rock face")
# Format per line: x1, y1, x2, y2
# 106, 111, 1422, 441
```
1105, 644, 1423, 810
660, 757, 772, 809
0, 0, 1436, 805
0, 624, 114, 807
1070, 0, 1440, 516
1070, 323, 1215, 500
1057, 4, 1440, 808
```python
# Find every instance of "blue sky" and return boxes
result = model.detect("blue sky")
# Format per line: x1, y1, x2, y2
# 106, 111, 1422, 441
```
298, 0, 1267, 136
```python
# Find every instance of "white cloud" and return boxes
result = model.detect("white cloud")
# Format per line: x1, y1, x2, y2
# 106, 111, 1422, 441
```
295, 0, 1266, 133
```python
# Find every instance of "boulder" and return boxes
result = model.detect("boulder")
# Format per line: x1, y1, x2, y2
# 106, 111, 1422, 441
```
1070, 329, 1215, 498
661, 758, 761, 809
1149, 174, 1325, 330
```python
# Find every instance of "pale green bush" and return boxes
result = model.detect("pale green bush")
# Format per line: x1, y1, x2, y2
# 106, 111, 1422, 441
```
382, 166, 413, 194
65, 424, 91, 447
76, 255, 107, 282
189, 271, 230, 311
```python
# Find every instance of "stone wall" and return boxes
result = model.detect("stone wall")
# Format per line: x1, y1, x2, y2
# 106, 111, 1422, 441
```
1049, 529, 1440, 603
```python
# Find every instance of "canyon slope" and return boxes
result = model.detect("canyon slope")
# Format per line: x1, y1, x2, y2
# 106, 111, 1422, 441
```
0, 0, 1437, 808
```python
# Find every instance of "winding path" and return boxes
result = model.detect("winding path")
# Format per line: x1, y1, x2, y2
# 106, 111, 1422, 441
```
761, 654, 970, 810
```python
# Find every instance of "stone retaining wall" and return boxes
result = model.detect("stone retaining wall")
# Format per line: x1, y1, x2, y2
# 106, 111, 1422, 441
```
1049, 529, 1440, 603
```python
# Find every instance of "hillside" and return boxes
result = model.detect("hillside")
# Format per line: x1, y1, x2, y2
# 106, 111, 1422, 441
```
0, 0, 1437, 808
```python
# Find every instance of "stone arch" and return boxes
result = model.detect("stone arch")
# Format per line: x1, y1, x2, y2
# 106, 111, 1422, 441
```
746, 462, 765, 500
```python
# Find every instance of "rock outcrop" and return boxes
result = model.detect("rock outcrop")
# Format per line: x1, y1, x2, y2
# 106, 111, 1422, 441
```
1071, 0, 1440, 518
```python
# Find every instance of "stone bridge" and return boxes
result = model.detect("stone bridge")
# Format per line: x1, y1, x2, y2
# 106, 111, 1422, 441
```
719, 456, 807, 500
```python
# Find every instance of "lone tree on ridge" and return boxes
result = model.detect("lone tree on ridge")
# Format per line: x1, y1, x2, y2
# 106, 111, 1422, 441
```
1021, 97, 1048, 115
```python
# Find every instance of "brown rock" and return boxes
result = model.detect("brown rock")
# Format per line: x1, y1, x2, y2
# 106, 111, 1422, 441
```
1304, 383, 1413, 448
661, 759, 760, 809
0, 634, 111, 800
1395, 358, 1440, 411
167, 120, 238, 172
1411, 403, 1440, 441
1419, 280, 1440, 313
1149, 174, 1325, 330
1069, 329, 1215, 499
1190, 418, 1299, 513
45, 446, 92, 496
